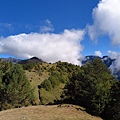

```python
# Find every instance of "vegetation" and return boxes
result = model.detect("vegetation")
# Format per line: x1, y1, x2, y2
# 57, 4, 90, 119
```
38, 61, 81, 104
101, 80, 120, 120
0, 61, 36, 110
62, 58, 119, 119
0, 58, 120, 120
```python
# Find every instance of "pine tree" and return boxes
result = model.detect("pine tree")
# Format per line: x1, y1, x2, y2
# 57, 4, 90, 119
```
1, 64, 36, 110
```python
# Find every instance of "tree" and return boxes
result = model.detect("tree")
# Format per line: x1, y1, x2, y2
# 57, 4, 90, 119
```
1, 64, 36, 110
63, 58, 116, 116
0, 61, 11, 110
102, 81, 120, 120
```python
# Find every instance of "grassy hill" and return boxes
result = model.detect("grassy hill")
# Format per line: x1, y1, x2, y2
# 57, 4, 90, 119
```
0, 104, 103, 120
25, 62, 57, 104
24, 61, 80, 104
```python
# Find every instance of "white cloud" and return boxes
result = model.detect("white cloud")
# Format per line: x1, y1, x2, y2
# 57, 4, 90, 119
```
0, 29, 85, 65
108, 50, 118, 59
88, 0, 120, 45
108, 50, 120, 70
114, 56, 120, 69
39, 19, 54, 33
94, 50, 102, 57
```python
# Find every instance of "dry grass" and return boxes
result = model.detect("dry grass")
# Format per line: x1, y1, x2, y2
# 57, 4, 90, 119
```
0, 105, 103, 120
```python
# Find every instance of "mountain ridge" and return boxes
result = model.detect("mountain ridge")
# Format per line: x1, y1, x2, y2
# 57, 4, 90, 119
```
1, 55, 120, 80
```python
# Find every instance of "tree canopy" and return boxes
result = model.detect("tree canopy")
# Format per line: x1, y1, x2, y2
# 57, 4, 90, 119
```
63, 58, 117, 116
0, 62, 36, 110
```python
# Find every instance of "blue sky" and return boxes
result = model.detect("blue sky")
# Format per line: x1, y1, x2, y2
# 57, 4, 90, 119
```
0, 0, 120, 65
0, 0, 98, 35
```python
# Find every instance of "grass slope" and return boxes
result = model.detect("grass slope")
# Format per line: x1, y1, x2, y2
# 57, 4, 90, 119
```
0, 105, 103, 120
25, 62, 70, 104
25, 61, 81, 104
25, 62, 54, 104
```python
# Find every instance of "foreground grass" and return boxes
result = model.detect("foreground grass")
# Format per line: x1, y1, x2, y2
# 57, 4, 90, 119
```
0, 105, 103, 120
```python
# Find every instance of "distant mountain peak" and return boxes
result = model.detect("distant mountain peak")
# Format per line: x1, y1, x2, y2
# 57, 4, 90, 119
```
18, 56, 44, 64
82, 55, 120, 80
30, 57, 40, 60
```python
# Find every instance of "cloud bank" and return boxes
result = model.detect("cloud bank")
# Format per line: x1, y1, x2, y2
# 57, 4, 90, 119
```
89, 0, 120, 45
0, 29, 84, 65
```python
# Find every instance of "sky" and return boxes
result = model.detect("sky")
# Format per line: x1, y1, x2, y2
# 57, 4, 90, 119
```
0, 0, 120, 65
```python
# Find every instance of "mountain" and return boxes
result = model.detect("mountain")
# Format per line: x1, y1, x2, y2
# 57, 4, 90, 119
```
1, 56, 115, 67
1, 55, 120, 80
82, 55, 115, 67
82, 55, 120, 80
18, 57, 44, 64
1, 57, 21, 64
0, 57, 44, 64
101, 56, 115, 67
82, 55, 101, 64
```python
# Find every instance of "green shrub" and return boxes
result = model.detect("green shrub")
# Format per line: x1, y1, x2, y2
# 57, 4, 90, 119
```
41, 79, 52, 91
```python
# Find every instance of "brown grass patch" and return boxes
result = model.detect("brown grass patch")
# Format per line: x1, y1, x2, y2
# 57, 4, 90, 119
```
0, 105, 103, 120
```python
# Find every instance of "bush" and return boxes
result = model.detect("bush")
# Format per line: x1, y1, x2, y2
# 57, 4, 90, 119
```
41, 79, 52, 91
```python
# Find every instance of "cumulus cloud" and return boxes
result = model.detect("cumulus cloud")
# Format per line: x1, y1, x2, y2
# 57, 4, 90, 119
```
88, 0, 120, 45
0, 29, 84, 65
94, 50, 102, 57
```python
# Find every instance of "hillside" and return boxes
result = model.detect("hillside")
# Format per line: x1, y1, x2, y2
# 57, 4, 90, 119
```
24, 61, 81, 104
0, 57, 119, 120
25, 62, 52, 104
0, 105, 103, 120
